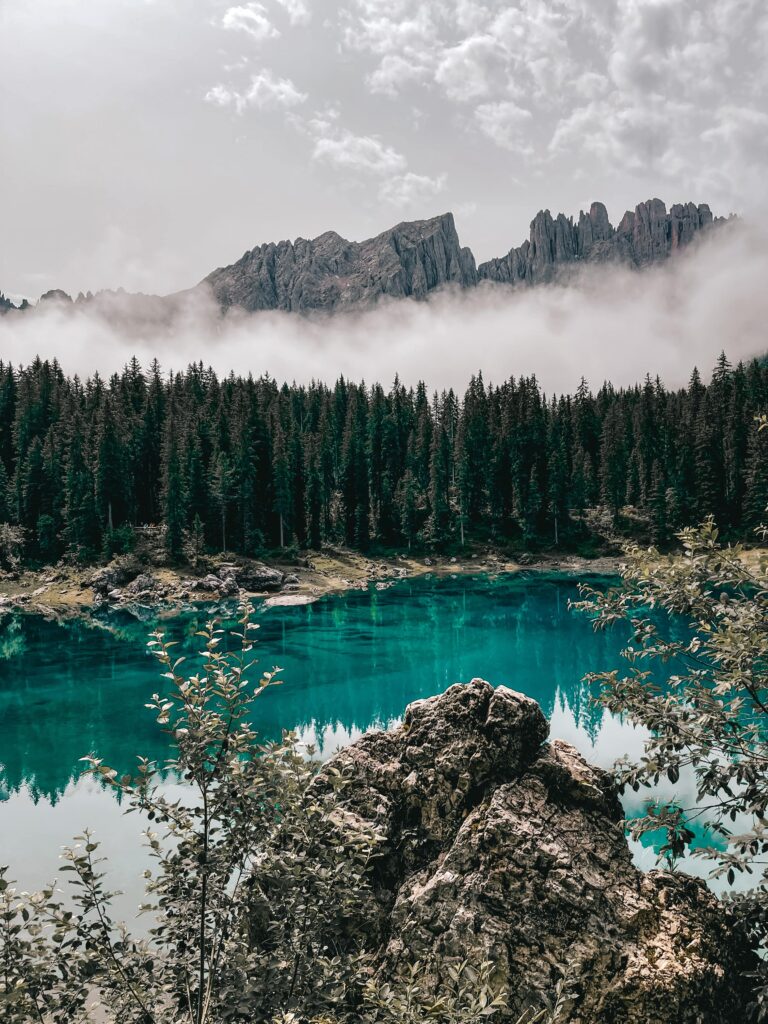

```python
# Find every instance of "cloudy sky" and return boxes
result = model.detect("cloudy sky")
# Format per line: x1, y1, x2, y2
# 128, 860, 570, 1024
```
1, 0, 766, 300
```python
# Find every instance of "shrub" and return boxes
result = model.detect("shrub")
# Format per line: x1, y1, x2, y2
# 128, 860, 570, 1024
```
0, 600, 523, 1024
572, 508, 768, 1015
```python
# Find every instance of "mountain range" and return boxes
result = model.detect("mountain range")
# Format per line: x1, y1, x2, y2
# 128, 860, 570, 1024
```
0, 198, 728, 318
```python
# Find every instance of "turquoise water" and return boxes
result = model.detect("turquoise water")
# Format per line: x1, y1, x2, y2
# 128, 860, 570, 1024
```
0, 572, 695, 904
0, 572, 637, 801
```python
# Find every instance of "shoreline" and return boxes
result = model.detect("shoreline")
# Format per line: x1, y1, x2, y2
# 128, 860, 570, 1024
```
0, 548, 624, 622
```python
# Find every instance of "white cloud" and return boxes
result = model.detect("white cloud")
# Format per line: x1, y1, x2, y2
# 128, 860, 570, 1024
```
293, 109, 446, 205
344, 8, 435, 57
337, 0, 768, 213
274, 0, 311, 26
367, 55, 432, 97
4, 223, 767, 401
379, 171, 447, 206
311, 126, 407, 174
475, 101, 533, 153
549, 95, 690, 175
205, 70, 307, 113
222, 3, 279, 41
435, 35, 507, 101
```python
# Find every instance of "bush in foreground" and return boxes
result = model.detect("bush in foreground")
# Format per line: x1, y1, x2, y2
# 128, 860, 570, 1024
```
573, 502, 768, 1018
0, 599, 550, 1024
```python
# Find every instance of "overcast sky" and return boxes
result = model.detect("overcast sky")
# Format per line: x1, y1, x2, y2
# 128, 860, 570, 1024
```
1, 0, 766, 300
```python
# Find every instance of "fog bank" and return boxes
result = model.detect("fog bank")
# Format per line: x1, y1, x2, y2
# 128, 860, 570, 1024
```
1, 224, 765, 395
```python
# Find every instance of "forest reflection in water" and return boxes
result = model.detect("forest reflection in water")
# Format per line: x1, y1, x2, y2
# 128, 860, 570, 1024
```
0, 572, 705, 909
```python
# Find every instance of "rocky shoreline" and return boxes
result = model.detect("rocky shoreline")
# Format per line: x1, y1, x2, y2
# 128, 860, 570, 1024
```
0, 548, 623, 622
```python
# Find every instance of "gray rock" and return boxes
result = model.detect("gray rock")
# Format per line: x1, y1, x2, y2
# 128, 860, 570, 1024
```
9, 199, 731, 321
319, 680, 755, 1023
125, 572, 160, 597
90, 564, 139, 596
225, 563, 284, 592
283, 573, 299, 586
202, 213, 477, 314
220, 574, 239, 597
196, 574, 225, 592
38, 288, 73, 304
478, 199, 721, 286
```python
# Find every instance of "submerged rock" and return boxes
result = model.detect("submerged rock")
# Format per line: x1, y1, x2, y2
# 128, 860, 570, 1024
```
321, 679, 755, 1023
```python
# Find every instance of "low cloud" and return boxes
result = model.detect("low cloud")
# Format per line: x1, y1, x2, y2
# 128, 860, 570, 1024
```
2, 224, 766, 397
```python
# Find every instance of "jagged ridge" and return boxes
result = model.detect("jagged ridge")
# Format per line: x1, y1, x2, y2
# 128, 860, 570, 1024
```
1, 198, 728, 315
478, 198, 720, 286
203, 212, 477, 313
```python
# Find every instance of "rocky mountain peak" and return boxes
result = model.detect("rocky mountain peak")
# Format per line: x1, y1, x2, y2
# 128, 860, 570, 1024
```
1, 198, 730, 318
203, 211, 477, 314
478, 197, 721, 286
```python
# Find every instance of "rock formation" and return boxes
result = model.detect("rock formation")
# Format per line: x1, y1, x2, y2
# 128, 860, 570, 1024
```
478, 199, 718, 286
321, 679, 755, 1023
203, 212, 477, 313
38, 288, 74, 304
2, 198, 730, 318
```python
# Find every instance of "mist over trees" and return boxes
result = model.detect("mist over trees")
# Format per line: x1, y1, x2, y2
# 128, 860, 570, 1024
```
1, 352, 766, 564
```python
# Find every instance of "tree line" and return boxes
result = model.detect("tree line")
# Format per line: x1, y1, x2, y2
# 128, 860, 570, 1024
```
0, 352, 766, 564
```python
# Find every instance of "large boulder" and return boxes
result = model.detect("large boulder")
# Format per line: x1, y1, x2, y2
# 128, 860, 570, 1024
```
220, 562, 284, 593
90, 562, 141, 597
322, 679, 756, 1023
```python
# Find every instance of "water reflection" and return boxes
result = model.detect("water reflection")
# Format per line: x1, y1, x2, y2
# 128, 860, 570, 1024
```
1, 572, 711, 901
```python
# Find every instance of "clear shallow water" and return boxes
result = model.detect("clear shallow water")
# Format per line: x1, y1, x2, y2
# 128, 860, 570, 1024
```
0, 572, 636, 799
0, 572, 698, 907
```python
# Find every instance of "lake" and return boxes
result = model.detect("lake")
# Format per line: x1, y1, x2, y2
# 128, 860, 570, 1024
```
0, 571, 696, 912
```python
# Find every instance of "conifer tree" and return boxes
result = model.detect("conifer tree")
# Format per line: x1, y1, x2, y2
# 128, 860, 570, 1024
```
0, 352, 763, 566
161, 408, 187, 561
744, 420, 768, 527
63, 416, 101, 561
211, 451, 235, 553
426, 397, 450, 545
272, 418, 292, 549
94, 396, 127, 531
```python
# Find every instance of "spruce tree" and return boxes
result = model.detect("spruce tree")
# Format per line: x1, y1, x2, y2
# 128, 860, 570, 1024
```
426, 397, 450, 545
271, 419, 292, 549
161, 408, 187, 561
63, 416, 101, 561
